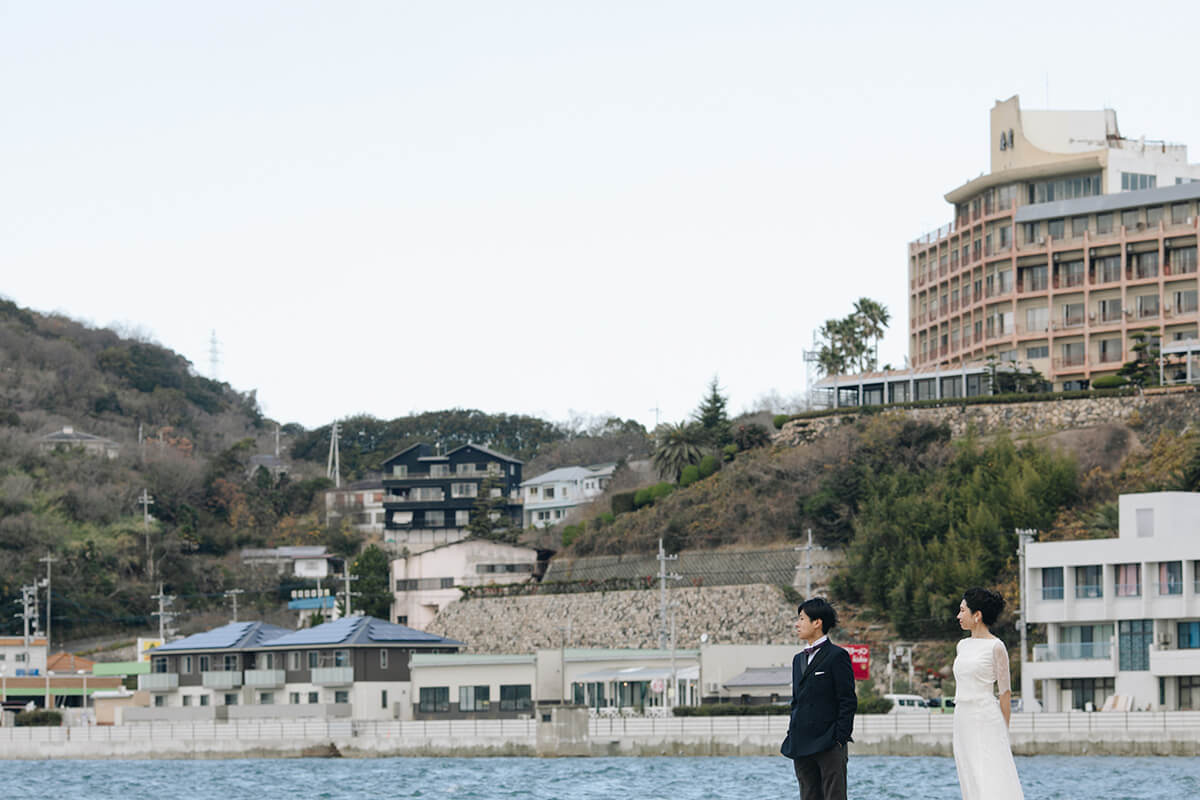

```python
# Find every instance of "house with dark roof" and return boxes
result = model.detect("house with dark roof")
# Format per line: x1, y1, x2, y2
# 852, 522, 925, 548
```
381, 443, 524, 551
134, 617, 462, 721
37, 425, 120, 459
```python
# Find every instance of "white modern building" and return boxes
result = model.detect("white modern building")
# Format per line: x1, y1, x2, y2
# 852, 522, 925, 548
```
0, 635, 48, 676
521, 464, 617, 528
391, 538, 540, 630
1023, 492, 1200, 711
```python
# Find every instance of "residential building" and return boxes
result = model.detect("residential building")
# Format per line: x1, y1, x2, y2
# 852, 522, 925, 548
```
816, 95, 1200, 405
324, 478, 386, 534
241, 546, 337, 579
136, 617, 462, 722
0, 635, 48, 676
391, 538, 540, 629
381, 443, 524, 552
1023, 492, 1200, 711
521, 463, 617, 528
37, 425, 120, 459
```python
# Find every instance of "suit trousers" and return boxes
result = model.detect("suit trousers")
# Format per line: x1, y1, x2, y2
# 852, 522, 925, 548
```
792, 743, 847, 800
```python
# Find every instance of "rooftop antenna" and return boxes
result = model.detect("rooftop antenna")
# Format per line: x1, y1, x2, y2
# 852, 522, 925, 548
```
326, 421, 341, 489
802, 329, 822, 409
649, 403, 661, 428
208, 330, 221, 381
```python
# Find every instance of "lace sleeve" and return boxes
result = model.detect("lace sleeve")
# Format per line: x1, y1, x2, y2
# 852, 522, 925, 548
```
993, 639, 1011, 695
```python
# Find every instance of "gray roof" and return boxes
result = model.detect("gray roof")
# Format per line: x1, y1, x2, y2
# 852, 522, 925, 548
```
522, 463, 617, 487
1015, 181, 1200, 223
260, 615, 463, 648
449, 442, 523, 464
38, 426, 117, 446
151, 621, 293, 653
241, 546, 329, 561
723, 666, 793, 688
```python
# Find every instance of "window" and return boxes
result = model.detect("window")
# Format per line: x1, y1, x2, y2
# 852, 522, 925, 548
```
1160, 562, 1183, 595
1179, 622, 1200, 649
1122, 209, 1141, 230
334, 650, 350, 667
290, 692, 301, 704
1121, 172, 1156, 192
259, 692, 274, 705
1136, 294, 1160, 319
1098, 338, 1122, 363
1172, 203, 1190, 225
1071, 216, 1089, 237
1180, 677, 1200, 710
1048, 219, 1065, 239
1147, 206, 1163, 226
430, 464, 450, 477
1061, 261, 1085, 288
1115, 564, 1141, 596
455, 510, 470, 526
308, 651, 319, 669
425, 510, 444, 527
154, 695, 166, 707
199, 655, 211, 672
152, 656, 168, 674
1061, 341, 1085, 367
1026, 345, 1048, 360
1025, 306, 1048, 332
397, 616, 408, 625
460, 685, 491, 712
1132, 251, 1159, 279
381, 690, 389, 709
334, 690, 350, 704
223, 654, 239, 672
1137, 508, 1155, 537
1027, 173, 1102, 204
1023, 265, 1048, 291
996, 270, 1012, 294
1173, 247, 1198, 274
1099, 298, 1123, 323
1062, 678, 1114, 711
182, 655, 193, 674
411, 487, 444, 502
380, 650, 389, 670
391, 464, 408, 478
499, 684, 532, 712
1042, 567, 1064, 600
199, 695, 209, 707
1174, 290, 1199, 314
260, 652, 275, 670
419, 686, 450, 713
308, 691, 320, 704
455, 463, 477, 475
1096, 213, 1113, 234
289, 651, 301, 671
1075, 565, 1102, 598
1118, 619, 1153, 671
183, 695, 192, 706
1023, 222, 1040, 244
224, 693, 239, 706
543, 487, 555, 499
451, 483, 478, 499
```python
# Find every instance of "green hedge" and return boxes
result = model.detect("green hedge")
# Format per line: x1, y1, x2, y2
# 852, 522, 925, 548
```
673, 703, 790, 716
679, 465, 700, 487
15, 709, 62, 727
779, 387, 1140, 427
611, 491, 636, 515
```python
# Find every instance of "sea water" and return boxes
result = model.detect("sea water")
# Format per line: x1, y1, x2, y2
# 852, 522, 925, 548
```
12, 755, 1198, 799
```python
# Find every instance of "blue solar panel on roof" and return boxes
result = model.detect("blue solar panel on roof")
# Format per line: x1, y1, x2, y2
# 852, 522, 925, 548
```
155, 622, 254, 651
364, 618, 458, 643
261, 615, 363, 647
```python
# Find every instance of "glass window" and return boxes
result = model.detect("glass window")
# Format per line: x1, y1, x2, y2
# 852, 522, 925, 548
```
1099, 298, 1123, 323
1132, 251, 1159, 280
1118, 619, 1153, 671
1115, 563, 1141, 596
1160, 562, 1183, 595
1062, 678, 1114, 711
1136, 294, 1160, 319
1075, 565, 1102, 598
182, 695, 191, 706
419, 686, 450, 713
1094, 255, 1121, 283
290, 692, 301, 704
1174, 290, 1199, 314
224, 693, 239, 706
1071, 216, 1089, 237
259, 692, 274, 705
199, 695, 209, 707
381, 690, 388, 709
430, 464, 450, 477
391, 464, 407, 478
222, 654, 238, 672
455, 510, 470, 526
1063, 302, 1085, 328
154, 695, 166, 707
334, 690, 350, 704
1137, 508, 1155, 537
334, 650, 350, 667
289, 651, 301, 671
425, 510, 445, 527
1180, 676, 1200, 710
460, 685, 491, 712
1098, 338, 1122, 363
152, 656, 168, 674
1024, 222, 1040, 244
308, 691, 319, 704
1096, 213, 1113, 234
199, 655, 210, 672
1026, 345, 1049, 360
1122, 209, 1141, 230
182, 656, 192, 674
1042, 567, 1064, 600
499, 684, 532, 712
1147, 206, 1163, 226
380, 650, 389, 670
1048, 219, 1065, 239
1025, 306, 1048, 332
1172, 247, 1198, 275
1179, 621, 1200, 649
1061, 341, 1085, 367
1171, 203, 1190, 225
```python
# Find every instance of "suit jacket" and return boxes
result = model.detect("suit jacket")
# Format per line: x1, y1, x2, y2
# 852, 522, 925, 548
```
780, 641, 857, 759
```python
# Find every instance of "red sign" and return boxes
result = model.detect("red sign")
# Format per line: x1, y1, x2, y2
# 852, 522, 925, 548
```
844, 644, 870, 680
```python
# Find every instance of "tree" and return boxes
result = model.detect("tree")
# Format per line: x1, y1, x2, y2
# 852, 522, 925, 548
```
1117, 329, 1162, 388
816, 299, 892, 376
694, 377, 732, 447
468, 476, 517, 542
344, 544, 392, 619
985, 355, 1049, 394
652, 421, 705, 481
853, 297, 892, 371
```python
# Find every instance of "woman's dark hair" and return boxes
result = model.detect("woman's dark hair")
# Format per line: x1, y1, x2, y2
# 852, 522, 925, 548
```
962, 587, 1005, 627
798, 597, 838, 635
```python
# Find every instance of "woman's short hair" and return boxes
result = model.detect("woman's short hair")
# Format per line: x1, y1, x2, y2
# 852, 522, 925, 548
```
962, 587, 1005, 627
798, 597, 838, 634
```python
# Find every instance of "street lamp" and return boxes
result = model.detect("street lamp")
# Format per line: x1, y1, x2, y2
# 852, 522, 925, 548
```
1016, 528, 1038, 709
77, 669, 88, 717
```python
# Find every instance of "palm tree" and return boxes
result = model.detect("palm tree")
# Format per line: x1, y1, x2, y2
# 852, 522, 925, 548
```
652, 421, 705, 481
853, 297, 891, 371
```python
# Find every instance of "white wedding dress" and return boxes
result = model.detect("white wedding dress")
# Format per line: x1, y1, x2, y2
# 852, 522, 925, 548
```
952, 637, 1024, 800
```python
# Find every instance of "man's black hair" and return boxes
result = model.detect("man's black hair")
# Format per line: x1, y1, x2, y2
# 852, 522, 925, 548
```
798, 597, 838, 635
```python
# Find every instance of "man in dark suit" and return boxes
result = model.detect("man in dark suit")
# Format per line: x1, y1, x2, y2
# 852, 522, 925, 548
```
780, 597, 857, 800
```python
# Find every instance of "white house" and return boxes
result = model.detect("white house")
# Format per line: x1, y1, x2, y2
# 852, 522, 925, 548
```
521, 464, 617, 528
0, 635, 48, 676
391, 539, 540, 630
1023, 492, 1200, 711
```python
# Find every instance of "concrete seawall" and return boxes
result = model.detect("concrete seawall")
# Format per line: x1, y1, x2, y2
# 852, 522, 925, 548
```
3, 713, 1199, 759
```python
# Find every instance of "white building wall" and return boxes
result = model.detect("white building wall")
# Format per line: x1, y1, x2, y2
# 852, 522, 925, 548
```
391, 540, 539, 629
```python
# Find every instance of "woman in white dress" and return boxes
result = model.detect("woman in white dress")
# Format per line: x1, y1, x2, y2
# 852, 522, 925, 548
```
953, 587, 1024, 800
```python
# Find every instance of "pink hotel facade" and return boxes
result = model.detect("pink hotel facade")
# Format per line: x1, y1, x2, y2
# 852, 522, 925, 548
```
819, 96, 1200, 405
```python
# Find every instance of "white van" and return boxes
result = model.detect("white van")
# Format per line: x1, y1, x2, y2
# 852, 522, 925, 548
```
882, 693, 927, 713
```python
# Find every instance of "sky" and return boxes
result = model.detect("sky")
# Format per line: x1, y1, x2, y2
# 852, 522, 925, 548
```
6, 1, 1200, 432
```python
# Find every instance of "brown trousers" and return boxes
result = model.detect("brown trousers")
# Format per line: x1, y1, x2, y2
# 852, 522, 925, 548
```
792, 742, 848, 800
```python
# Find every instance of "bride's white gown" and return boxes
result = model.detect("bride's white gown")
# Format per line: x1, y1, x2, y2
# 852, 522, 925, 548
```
952, 637, 1024, 800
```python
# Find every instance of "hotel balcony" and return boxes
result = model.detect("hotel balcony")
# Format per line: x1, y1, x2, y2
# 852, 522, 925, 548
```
311, 666, 354, 686
202, 670, 243, 690
244, 668, 286, 689
138, 672, 179, 692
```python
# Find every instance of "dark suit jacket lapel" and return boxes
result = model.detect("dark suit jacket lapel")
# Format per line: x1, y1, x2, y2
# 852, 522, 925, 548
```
797, 643, 833, 686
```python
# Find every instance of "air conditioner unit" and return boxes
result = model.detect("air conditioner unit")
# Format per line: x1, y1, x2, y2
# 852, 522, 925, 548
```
1165, 304, 1173, 312
1089, 312, 1096, 320
1037, 237, 1046, 245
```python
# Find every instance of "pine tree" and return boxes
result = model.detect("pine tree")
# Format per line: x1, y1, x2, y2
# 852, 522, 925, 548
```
694, 376, 732, 447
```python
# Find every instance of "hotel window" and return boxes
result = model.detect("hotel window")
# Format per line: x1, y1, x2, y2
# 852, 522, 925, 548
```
998, 226, 1010, 249
1041, 567, 1064, 600
1025, 307, 1048, 332
1096, 213, 1113, 234
1172, 203, 1190, 225
1180, 677, 1200, 710
1121, 172, 1156, 191
430, 464, 450, 477
1099, 298, 1123, 323
1122, 209, 1141, 230
1159, 562, 1184, 595
1147, 206, 1164, 227
500, 684, 533, 712
1179, 621, 1200, 649
1023, 265, 1048, 291
1118, 619, 1153, 671
1026, 345, 1048, 360
1098, 338, 1122, 363
1136, 294, 1160, 319
1071, 216, 1089, 237
1132, 251, 1159, 279
1115, 563, 1141, 597
455, 510, 469, 526
425, 510, 445, 527
1172, 247, 1198, 274
419, 686, 450, 713
1062, 303, 1085, 328
1075, 565, 1102, 598
460, 685, 491, 712
1174, 290, 1198, 314
1047, 219, 1065, 240
1023, 222, 1040, 244
996, 270, 1012, 294
1062, 261, 1085, 288
1061, 341, 1085, 367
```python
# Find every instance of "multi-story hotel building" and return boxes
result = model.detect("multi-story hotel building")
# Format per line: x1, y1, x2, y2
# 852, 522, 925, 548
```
818, 96, 1200, 404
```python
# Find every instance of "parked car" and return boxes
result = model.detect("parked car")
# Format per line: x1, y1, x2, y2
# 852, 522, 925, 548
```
883, 693, 928, 713
925, 697, 955, 713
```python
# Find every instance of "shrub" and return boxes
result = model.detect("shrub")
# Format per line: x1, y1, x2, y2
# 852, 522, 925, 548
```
596, 511, 615, 525
633, 488, 653, 508
855, 681, 894, 714
611, 491, 636, 515
1091, 375, 1128, 389
679, 465, 700, 487
650, 482, 675, 502
672, 703, 789, 716
561, 524, 582, 548
722, 444, 738, 462
773, 414, 790, 430
698, 454, 719, 478
15, 709, 62, 727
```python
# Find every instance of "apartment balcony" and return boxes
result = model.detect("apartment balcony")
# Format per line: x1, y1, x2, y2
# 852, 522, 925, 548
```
139, 672, 179, 692
1034, 642, 1112, 662
1150, 648, 1200, 677
311, 666, 354, 686
202, 670, 243, 690
1164, 261, 1198, 277
1027, 642, 1115, 680
244, 669, 286, 689
385, 493, 445, 504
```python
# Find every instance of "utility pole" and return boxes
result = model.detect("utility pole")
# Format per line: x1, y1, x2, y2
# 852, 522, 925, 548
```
656, 538, 681, 649
648, 404, 662, 428
668, 603, 679, 711
38, 552, 57, 652
1016, 528, 1038, 706
18, 584, 37, 667
339, 569, 359, 618
225, 588, 245, 623
138, 489, 155, 581
326, 422, 341, 489
150, 583, 176, 642
794, 529, 822, 599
